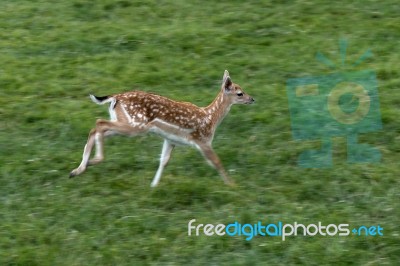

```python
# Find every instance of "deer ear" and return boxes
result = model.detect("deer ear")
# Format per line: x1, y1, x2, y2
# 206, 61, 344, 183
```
222, 70, 232, 91
223, 76, 232, 92
223, 70, 230, 80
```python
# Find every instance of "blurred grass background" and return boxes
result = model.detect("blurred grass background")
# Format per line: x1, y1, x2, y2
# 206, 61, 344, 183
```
0, 0, 399, 265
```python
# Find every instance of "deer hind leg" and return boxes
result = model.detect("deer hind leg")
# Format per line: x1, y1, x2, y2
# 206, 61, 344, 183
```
69, 128, 97, 177
197, 143, 235, 186
87, 130, 105, 166
151, 139, 175, 187
70, 119, 149, 178
87, 125, 123, 166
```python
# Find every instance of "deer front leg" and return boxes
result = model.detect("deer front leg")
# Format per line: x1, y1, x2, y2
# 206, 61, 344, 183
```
151, 139, 175, 187
197, 143, 235, 186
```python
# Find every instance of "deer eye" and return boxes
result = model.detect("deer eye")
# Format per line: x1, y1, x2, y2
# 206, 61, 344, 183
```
237, 92, 243, 97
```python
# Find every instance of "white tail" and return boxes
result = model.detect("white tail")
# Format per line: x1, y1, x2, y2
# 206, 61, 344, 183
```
70, 70, 255, 187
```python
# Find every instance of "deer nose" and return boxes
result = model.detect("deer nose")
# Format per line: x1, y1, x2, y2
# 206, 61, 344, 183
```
250, 97, 255, 103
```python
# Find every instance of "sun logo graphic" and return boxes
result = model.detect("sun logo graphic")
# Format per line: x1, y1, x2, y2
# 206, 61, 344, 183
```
286, 39, 382, 168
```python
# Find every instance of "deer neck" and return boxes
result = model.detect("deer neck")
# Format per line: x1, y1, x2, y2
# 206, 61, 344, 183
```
204, 90, 232, 130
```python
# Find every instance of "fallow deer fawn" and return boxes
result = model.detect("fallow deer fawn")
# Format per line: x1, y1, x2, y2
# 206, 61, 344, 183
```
70, 70, 254, 187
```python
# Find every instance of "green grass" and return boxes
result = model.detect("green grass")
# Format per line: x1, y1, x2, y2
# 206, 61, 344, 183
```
1, 0, 399, 265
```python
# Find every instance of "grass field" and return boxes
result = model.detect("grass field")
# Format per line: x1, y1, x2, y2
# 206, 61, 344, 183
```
1, 0, 399, 265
